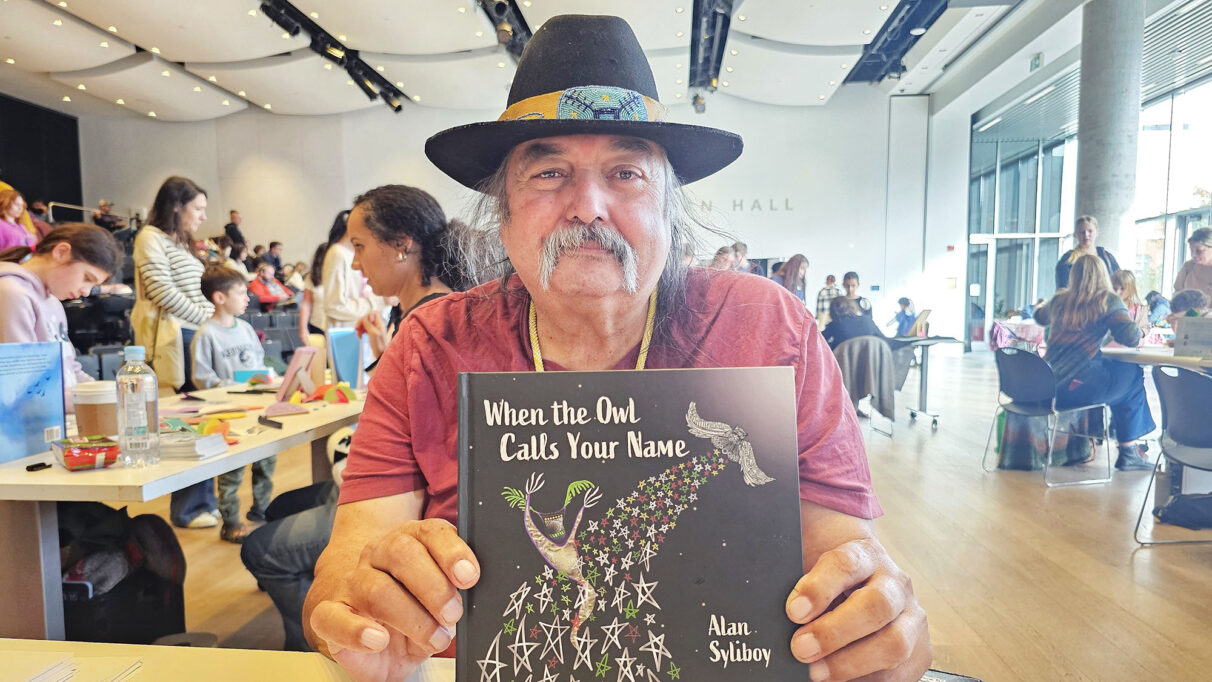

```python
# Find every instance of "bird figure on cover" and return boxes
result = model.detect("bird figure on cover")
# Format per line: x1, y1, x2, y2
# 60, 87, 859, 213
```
685, 402, 774, 486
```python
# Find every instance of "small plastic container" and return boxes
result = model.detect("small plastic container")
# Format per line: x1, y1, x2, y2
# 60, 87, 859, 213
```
51, 436, 121, 471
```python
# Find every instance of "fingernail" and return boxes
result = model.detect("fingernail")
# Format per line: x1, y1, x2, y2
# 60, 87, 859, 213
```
788, 595, 812, 621
792, 633, 821, 661
360, 627, 389, 651
429, 625, 452, 651
453, 559, 477, 585
809, 659, 830, 682
440, 597, 463, 625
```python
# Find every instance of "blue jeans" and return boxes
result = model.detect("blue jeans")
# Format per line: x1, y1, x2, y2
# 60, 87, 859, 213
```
241, 481, 338, 651
1056, 357, 1157, 443
170, 480, 217, 527
217, 455, 277, 528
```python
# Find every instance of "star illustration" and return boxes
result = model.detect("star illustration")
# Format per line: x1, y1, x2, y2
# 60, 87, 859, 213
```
644, 613, 655, 625
595, 653, 612, 678
538, 619, 568, 664
599, 617, 628, 654
622, 600, 639, 620
572, 631, 600, 672
638, 630, 671, 671
614, 647, 637, 682
610, 581, 631, 612
632, 573, 660, 611
476, 632, 507, 682
508, 616, 539, 675
505, 582, 532, 619
502, 618, 517, 635
667, 661, 682, 679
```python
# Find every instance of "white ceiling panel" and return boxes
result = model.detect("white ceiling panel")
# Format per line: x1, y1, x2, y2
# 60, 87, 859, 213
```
51, 52, 246, 121
292, 0, 497, 55
896, 4, 1011, 95
364, 47, 514, 109
719, 33, 860, 106
647, 48, 693, 105
186, 50, 383, 116
1, 0, 134, 72
520, 0, 692, 51
47, 0, 309, 62
732, 0, 901, 47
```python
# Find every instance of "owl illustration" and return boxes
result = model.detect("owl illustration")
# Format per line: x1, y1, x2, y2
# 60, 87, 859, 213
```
685, 402, 773, 487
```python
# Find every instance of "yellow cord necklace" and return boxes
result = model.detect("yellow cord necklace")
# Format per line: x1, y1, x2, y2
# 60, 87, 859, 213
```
528, 287, 658, 371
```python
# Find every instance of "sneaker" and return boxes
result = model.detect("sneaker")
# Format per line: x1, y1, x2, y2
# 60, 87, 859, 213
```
1115, 446, 1154, 471
220, 524, 253, 544
209, 509, 223, 521
184, 512, 218, 529
246, 508, 266, 524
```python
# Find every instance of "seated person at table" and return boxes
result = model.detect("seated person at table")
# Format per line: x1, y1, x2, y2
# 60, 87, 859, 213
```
248, 260, 295, 311
302, 15, 930, 681
888, 296, 916, 336
191, 264, 274, 543
1165, 288, 1209, 327
823, 296, 886, 349
1034, 254, 1154, 471
1111, 270, 1150, 334
842, 270, 874, 318
1145, 291, 1170, 326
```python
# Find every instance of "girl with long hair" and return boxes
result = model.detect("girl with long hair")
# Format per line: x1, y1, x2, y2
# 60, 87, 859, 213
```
772, 254, 808, 302
1035, 254, 1155, 470
1110, 270, 1149, 334
0, 188, 33, 250
0, 223, 123, 410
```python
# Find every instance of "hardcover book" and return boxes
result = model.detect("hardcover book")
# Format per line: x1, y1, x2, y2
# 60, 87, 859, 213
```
457, 367, 805, 681
0, 341, 65, 463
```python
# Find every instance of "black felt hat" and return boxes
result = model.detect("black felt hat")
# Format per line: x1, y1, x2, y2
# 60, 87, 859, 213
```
424, 14, 743, 190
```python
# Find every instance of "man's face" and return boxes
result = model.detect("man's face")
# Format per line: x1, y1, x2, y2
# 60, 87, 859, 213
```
231, 212, 241, 225
501, 134, 670, 301
98, 203, 111, 215
258, 265, 275, 282
271, 244, 283, 257
843, 277, 858, 297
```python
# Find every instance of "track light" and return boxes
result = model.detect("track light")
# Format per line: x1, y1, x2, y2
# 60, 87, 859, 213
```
496, 21, 513, 45
311, 35, 346, 65
692, 93, 706, 114
381, 90, 403, 112
259, 1, 301, 36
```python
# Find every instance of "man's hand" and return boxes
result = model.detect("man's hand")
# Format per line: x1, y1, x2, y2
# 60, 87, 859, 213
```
787, 503, 931, 681
307, 500, 480, 682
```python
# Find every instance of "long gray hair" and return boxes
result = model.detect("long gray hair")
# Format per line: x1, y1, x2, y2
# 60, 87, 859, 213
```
460, 145, 728, 354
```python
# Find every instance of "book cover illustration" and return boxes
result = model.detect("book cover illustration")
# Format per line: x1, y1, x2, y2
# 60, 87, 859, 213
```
457, 367, 804, 681
0, 341, 65, 463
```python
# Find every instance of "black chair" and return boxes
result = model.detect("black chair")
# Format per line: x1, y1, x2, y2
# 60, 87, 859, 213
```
1134, 366, 1212, 545
249, 313, 272, 331
98, 352, 123, 381
76, 354, 101, 381
267, 310, 289, 328
981, 348, 1113, 487
262, 338, 283, 366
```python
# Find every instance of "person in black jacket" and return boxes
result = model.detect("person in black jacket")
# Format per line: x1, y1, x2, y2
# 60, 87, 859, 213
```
223, 209, 247, 246
1055, 215, 1119, 290
822, 296, 886, 349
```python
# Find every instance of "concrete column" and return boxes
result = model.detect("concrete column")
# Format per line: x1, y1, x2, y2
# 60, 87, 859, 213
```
1075, 0, 1144, 260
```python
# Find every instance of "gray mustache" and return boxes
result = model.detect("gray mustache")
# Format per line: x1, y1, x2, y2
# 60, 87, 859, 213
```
538, 221, 639, 293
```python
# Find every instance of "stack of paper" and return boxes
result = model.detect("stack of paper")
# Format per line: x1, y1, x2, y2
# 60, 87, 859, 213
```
159, 431, 228, 460
10, 651, 75, 682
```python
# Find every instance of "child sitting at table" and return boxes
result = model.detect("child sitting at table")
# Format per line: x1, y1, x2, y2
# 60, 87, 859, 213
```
192, 264, 274, 543
1111, 270, 1150, 334
1165, 288, 1209, 327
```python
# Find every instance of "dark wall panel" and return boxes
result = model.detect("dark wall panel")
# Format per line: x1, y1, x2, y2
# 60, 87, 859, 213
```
0, 92, 83, 219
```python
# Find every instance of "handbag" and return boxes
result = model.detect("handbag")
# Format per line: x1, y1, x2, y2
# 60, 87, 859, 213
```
148, 307, 184, 390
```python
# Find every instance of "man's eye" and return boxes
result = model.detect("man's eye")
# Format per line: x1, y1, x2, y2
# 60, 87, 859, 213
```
535, 169, 561, 179
617, 170, 637, 180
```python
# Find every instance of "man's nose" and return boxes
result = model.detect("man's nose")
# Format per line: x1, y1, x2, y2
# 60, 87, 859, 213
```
565, 173, 609, 226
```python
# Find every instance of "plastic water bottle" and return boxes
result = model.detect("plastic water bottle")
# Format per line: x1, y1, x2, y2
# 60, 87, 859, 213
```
116, 345, 160, 467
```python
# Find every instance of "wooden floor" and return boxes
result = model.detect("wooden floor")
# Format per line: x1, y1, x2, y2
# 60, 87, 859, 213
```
113, 351, 1212, 681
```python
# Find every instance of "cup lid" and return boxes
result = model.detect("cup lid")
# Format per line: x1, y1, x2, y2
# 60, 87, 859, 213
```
72, 380, 117, 403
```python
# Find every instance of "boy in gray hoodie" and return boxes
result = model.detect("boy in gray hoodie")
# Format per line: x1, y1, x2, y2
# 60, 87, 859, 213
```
191, 264, 272, 543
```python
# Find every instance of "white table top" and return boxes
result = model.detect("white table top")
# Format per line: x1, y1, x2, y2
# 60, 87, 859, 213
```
0, 385, 362, 503
1102, 346, 1211, 370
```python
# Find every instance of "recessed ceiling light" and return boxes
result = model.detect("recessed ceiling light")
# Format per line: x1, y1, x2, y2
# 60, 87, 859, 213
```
863, 29, 872, 35
222, 99, 230, 106
161, 70, 170, 77
737, 15, 746, 21
309, 11, 319, 18
150, 47, 160, 54
475, 30, 483, 37
497, 61, 506, 68
52, 19, 63, 26
324, 63, 333, 70
376, 65, 384, 72
977, 117, 1002, 132
149, 111, 158, 118
337, 34, 347, 41
880, 4, 889, 9
58, 1, 68, 6
99, 41, 109, 47
208, 75, 217, 82
909, 27, 926, 36
192, 86, 201, 92
263, 104, 272, 110
248, 9, 257, 16
721, 80, 729, 87
725, 66, 733, 72
456, 6, 465, 12
818, 95, 827, 100
676, 7, 684, 13
676, 31, 684, 37
412, 95, 421, 101
523, 0, 531, 6
676, 78, 683, 84
107, 25, 117, 32
676, 63, 683, 69
841, 64, 849, 69
4, 58, 14, 65
828, 80, 836, 86
346, 80, 354, 85
281, 32, 291, 39
76, 83, 86, 90
238, 90, 246, 96
62, 96, 71, 102
115, 98, 124, 104
729, 50, 738, 56
675, 93, 683, 98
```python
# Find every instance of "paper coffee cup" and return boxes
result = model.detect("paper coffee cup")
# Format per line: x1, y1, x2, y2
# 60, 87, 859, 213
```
74, 381, 118, 437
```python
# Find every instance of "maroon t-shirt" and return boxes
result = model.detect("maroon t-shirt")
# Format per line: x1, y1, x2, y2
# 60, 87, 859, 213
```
340, 269, 882, 521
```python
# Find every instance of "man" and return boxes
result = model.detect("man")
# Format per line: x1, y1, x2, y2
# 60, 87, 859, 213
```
817, 273, 842, 324
27, 199, 48, 222
224, 209, 247, 246
303, 15, 930, 682
92, 199, 126, 232
265, 240, 284, 275
247, 260, 295, 311
733, 240, 764, 275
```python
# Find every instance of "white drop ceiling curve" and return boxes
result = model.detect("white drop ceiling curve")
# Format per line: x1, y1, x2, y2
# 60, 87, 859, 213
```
1, 0, 135, 72
48, 0, 309, 63
720, 34, 860, 106
290, 0, 498, 55
362, 47, 515, 110
520, 0, 692, 52
734, 0, 901, 47
51, 52, 246, 121
186, 50, 382, 116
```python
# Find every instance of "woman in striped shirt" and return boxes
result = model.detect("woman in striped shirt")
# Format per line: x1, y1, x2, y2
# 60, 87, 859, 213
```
1034, 254, 1155, 471
132, 176, 219, 528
